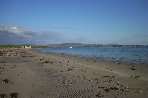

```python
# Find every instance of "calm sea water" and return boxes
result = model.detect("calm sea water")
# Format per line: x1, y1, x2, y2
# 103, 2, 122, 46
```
37, 47, 148, 64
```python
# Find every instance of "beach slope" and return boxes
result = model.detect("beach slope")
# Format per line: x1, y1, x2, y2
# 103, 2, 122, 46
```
0, 49, 148, 98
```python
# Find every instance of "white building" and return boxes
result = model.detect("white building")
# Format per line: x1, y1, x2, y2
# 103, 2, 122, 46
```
21, 46, 31, 49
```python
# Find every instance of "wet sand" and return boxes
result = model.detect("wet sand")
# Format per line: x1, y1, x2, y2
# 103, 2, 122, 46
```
0, 48, 148, 98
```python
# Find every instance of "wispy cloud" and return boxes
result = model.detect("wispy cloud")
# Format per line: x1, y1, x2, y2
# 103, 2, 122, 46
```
0, 26, 41, 38
0, 25, 64, 45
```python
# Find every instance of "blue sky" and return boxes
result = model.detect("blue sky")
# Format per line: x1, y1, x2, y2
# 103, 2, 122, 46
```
0, 0, 148, 45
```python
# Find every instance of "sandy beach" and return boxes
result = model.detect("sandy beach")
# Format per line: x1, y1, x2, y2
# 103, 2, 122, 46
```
0, 48, 148, 98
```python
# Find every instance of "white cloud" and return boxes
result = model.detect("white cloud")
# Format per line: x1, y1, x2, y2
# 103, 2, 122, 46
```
0, 26, 40, 38
0, 26, 21, 34
0, 25, 64, 45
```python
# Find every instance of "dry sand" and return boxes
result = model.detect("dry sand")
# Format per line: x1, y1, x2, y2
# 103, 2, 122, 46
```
0, 48, 148, 98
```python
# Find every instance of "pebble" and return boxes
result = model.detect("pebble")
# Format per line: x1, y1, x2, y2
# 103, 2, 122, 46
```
117, 82, 120, 86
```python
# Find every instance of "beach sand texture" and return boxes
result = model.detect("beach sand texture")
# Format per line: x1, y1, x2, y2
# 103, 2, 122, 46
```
0, 48, 148, 98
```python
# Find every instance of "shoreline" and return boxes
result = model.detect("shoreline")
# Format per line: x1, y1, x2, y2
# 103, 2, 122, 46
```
35, 48, 148, 65
35, 49, 148, 79
0, 48, 148, 98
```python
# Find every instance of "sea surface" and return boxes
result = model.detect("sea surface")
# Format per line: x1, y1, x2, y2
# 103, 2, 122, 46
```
37, 47, 148, 64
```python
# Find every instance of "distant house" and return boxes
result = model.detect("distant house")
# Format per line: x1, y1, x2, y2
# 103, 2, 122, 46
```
21, 46, 31, 49
28, 46, 31, 48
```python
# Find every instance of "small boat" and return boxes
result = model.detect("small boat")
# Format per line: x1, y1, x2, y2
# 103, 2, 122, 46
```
69, 47, 72, 49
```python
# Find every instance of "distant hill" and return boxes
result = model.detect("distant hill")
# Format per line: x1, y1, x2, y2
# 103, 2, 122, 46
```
48, 43, 148, 48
